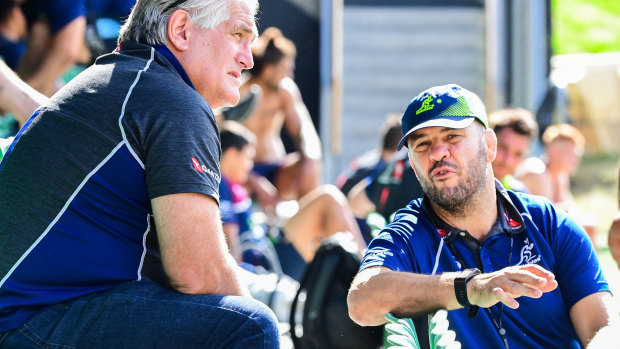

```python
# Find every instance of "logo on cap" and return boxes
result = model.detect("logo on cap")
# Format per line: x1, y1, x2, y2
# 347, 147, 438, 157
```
416, 96, 442, 115
396, 84, 489, 150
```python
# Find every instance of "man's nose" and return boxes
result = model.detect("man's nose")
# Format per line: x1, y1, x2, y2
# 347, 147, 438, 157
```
237, 44, 254, 70
429, 143, 449, 162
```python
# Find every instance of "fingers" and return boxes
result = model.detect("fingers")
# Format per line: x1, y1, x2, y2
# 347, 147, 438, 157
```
493, 287, 519, 309
471, 264, 557, 309
521, 264, 555, 280
513, 264, 558, 293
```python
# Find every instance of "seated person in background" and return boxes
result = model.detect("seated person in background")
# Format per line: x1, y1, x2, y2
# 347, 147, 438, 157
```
0, 58, 47, 122
346, 114, 423, 222
488, 107, 538, 192
16, 0, 135, 96
516, 123, 597, 242
219, 121, 366, 266
219, 121, 256, 262
283, 182, 366, 263
347, 84, 617, 348
0, 0, 27, 70
336, 113, 401, 197
607, 159, 620, 269
231, 27, 322, 207
348, 150, 424, 223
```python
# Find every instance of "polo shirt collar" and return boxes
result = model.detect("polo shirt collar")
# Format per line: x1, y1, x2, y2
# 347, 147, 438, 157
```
153, 44, 195, 90
423, 179, 525, 243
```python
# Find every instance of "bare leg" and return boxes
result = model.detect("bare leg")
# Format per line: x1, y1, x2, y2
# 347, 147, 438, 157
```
276, 152, 321, 201
283, 184, 365, 262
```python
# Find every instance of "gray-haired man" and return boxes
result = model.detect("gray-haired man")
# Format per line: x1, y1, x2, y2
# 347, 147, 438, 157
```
0, 1, 280, 347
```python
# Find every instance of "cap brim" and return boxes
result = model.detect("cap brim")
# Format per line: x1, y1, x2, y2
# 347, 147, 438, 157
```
397, 116, 476, 150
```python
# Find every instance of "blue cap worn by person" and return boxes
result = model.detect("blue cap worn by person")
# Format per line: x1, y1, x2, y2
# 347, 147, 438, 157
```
397, 84, 488, 150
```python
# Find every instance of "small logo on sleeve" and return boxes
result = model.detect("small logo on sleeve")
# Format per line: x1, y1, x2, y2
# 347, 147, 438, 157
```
192, 157, 204, 172
191, 157, 220, 182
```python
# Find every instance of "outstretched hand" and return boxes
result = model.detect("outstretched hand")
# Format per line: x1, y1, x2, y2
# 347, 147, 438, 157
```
468, 264, 558, 309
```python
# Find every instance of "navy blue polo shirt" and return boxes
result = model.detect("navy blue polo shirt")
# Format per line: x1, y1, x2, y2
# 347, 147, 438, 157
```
360, 180, 609, 348
0, 42, 221, 332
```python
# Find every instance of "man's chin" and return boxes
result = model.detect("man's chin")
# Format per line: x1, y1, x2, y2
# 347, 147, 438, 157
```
219, 93, 241, 109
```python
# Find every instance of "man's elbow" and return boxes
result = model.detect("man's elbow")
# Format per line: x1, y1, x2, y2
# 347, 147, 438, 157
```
168, 274, 212, 295
347, 288, 386, 327
165, 266, 224, 295
170, 281, 209, 295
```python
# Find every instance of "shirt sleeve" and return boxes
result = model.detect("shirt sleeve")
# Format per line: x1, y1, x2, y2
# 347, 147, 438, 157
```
137, 98, 221, 204
545, 201, 610, 309
359, 216, 419, 273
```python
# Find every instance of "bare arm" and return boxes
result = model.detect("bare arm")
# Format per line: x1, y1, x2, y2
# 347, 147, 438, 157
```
222, 223, 241, 262
569, 292, 619, 348
347, 179, 376, 218
608, 212, 620, 269
519, 172, 553, 198
25, 16, 89, 96
0, 60, 48, 126
152, 192, 249, 296
348, 266, 459, 326
280, 77, 321, 160
348, 264, 557, 326
246, 172, 280, 216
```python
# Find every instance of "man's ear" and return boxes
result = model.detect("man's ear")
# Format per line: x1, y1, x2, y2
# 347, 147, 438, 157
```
485, 128, 497, 163
167, 9, 191, 52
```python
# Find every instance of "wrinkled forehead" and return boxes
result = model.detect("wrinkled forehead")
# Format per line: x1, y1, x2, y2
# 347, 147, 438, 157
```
228, 1, 259, 38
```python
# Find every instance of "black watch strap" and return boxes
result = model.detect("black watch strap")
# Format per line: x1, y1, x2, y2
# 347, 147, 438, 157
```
454, 268, 481, 307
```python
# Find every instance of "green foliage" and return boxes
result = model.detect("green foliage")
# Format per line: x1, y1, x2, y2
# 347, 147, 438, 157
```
552, 0, 620, 54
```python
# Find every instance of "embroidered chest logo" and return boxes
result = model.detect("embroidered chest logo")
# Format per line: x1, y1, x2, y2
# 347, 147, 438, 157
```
416, 95, 441, 115
516, 237, 541, 266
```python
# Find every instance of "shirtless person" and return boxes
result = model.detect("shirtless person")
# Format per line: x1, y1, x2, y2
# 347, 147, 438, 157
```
235, 27, 321, 206
517, 123, 596, 241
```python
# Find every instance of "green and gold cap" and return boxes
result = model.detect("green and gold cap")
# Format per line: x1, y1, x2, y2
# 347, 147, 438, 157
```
397, 84, 488, 150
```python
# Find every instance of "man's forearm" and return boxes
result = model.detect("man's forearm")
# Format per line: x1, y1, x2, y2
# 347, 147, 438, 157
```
349, 264, 557, 326
348, 268, 462, 326
0, 60, 47, 125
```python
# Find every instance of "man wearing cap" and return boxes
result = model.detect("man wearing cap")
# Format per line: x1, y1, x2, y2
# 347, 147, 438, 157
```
347, 84, 617, 348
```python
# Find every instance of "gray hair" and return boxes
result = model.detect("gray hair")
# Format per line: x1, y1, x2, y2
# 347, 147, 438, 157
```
118, 0, 259, 45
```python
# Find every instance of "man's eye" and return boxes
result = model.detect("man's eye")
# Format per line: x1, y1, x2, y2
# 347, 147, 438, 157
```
414, 142, 429, 151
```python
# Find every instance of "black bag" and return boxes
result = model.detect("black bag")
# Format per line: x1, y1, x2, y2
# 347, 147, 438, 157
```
289, 234, 383, 349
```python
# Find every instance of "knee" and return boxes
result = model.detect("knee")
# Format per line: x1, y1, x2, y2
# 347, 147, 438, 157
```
317, 184, 349, 206
225, 296, 280, 347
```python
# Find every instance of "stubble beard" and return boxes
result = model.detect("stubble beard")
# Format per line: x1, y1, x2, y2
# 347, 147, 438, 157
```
418, 144, 489, 217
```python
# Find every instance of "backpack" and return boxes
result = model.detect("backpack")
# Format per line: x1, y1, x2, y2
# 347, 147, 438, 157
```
289, 233, 383, 349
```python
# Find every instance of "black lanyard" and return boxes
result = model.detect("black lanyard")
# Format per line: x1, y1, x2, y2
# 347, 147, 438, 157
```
442, 233, 512, 349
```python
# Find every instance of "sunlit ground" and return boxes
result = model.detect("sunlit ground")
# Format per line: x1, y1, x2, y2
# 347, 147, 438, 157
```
572, 153, 620, 307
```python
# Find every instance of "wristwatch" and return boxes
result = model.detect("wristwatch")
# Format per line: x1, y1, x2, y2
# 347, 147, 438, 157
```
454, 268, 481, 307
